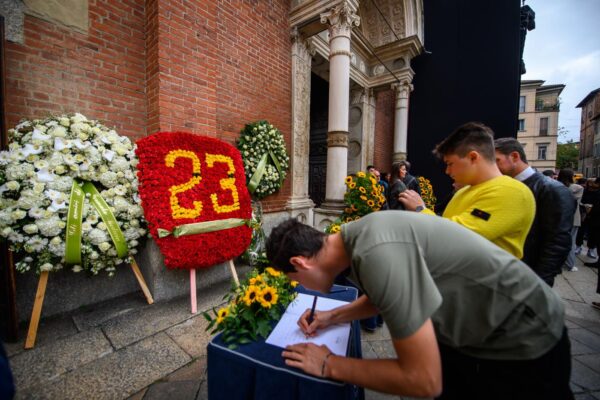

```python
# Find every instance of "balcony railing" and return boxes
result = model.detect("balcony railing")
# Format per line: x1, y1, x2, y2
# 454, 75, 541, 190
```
535, 102, 560, 112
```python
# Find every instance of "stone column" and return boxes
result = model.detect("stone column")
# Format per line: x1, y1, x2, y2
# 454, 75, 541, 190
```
286, 27, 315, 224
320, 2, 360, 209
391, 80, 413, 163
362, 88, 376, 168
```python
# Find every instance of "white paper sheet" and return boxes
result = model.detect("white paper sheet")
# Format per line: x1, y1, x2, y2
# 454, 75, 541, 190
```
266, 293, 351, 356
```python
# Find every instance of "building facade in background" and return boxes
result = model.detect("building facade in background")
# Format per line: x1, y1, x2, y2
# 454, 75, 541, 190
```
517, 80, 564, 171
577, 88, 600, 177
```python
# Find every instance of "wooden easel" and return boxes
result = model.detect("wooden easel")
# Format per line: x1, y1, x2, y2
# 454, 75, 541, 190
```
189, 259, 239, 314
24, 259, 154, 349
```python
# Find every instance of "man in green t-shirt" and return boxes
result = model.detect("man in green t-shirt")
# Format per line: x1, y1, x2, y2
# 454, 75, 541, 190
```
266, 212, 573, 399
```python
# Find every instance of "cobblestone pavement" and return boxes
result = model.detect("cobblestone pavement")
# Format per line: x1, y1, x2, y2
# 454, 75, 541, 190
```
4, 253, 600, 400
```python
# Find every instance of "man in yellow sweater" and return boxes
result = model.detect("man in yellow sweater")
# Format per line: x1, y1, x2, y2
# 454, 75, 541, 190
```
399, 122, 535, 259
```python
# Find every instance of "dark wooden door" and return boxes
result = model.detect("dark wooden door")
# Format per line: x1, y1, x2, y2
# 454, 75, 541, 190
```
309, 73, 329, 207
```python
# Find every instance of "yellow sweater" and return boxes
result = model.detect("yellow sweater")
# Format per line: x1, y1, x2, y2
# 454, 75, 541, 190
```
423, 175, 535, 258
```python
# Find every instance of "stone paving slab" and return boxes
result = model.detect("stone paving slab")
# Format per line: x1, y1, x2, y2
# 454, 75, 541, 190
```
144, 380, 200, 400
577, 354, 600, 374
569, 328, 600, 352
572, 359, 600, 392
72, 293, 152, 331
165, 314, 212, 359
101, 282, 228, 349
10, 329, 112, 391
4, 314, 78, 358
18, 332, 191, 400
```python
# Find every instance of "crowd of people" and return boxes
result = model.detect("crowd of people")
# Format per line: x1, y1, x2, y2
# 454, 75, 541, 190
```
266, 121, 600, 399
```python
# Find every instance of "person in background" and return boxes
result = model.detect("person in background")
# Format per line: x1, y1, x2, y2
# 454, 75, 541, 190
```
387, 162, 408, 210
398, 122, 535, 259
583, 178, 600, 268
397, 160, 421, 195
266, 214, 573, 399
494, 138, 574, 286
577, 178, 600, 259
367, 165, 389, 202
542, 169, 557, 179
0, 343, 14, 400
557, 169, 584, 272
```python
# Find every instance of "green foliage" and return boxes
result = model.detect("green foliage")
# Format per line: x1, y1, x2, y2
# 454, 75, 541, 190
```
202, 267, 298, 348
557, 140, 579, 170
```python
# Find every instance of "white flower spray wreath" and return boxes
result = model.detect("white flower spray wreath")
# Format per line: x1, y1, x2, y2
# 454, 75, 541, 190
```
237, 120, 289, 200
0, 113, 147, 276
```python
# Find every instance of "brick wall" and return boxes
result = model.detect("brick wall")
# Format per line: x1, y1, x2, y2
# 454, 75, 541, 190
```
373, 88, 394, 175
150, 0, 293, 211
5, 0, 147, 141
4, 0, 293, 211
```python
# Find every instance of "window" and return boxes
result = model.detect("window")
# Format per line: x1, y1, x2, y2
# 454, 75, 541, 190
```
519, 96, 526, 113
537, 144, 547, 160
539, 117, 548, 136
518, 119, 525, 131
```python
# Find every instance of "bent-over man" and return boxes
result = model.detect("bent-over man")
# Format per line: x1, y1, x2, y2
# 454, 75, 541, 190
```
266, 211, 573, 400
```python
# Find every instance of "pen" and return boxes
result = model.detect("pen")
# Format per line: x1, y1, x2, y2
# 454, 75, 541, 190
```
307, 295, 318, 325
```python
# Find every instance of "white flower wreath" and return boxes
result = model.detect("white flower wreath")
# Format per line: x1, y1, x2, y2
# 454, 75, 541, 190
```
0, 113, 147, 276
237, 120, 289, 199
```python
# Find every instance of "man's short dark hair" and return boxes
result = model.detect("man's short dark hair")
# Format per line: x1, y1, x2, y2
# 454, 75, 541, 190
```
494, 137, 528, 163
542, 170, 555, 177
266, 218, 326, 273
366, 165, 375, 171
433, 122, 496, 161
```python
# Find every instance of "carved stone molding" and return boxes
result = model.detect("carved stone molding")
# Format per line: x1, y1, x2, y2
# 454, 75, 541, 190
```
327, 130, 349, 148
291, 26, 315, 59
391, 80, 414, 99
320, 2, 360, 40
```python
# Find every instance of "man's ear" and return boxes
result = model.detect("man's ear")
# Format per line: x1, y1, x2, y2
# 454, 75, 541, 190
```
510, 151, 521, 163
290, 256, 310, 271
468, 150, 479, 163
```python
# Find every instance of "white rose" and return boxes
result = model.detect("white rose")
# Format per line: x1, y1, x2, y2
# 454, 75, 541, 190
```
50, 126, 67, 138
40, 263, 54, 272
72, 265, 83, 272
59, 117, 70, 127
11, 209, 26, 220
23, 224, 39, 234
6, 181, 20, 191
98, 242, 111, 252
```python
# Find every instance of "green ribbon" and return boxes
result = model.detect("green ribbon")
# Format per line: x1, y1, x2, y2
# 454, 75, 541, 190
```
247, 151, 285, 194
81, 182, 129, 258
247, 153, 268, 194
65, 181, 85, 265
268, 150, 284, 186
157, 218, 250, 238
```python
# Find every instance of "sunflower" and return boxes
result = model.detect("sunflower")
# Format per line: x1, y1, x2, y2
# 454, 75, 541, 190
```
360, 195, 367, 201
243, 285, 260, 306
258, 286, 279, 308
345, 176, 353, 184
349, 182, 356, 189
367, 199, 375, 207
359, 187, 366, 193
249, 274, 264, 285
290, 280, 299, 288
357, 171, 366, 178
265, 267, 281, 277
216, 306, 229, 324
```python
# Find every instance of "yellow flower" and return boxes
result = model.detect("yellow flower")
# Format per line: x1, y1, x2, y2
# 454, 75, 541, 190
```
357, 172, 366, 178
216, 306, 229, 324
345, 176, 353, 184
290, 280, 299, 288
243, 285, 260, 306
360, 195, 367, 201
359, 187, 366, 194
258, 286, 279, 308
351, 204, 357, 211
265, 267, 281, 277
349, 182, 356, 189
367, 200, 375, 207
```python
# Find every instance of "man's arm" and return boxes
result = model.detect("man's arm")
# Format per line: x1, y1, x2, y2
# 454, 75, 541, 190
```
298, 295, 379, 335
534, 185, 575, 282
283, 318, 442, 397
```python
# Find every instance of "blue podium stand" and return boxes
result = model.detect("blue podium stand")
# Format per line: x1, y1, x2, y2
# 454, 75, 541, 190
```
207, 284, 364, 400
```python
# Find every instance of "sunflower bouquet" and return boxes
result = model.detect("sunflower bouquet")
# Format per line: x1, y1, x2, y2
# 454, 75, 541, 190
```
203, 267, 298, 347
325, 172, 385, 233
417, 176, 437, 212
